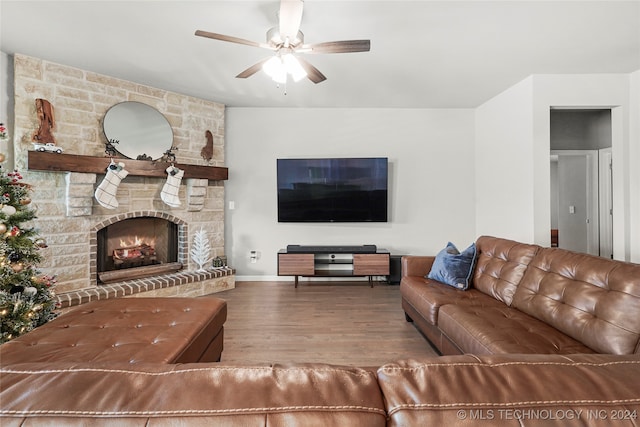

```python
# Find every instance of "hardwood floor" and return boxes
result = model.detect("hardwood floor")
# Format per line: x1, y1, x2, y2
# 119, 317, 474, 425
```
212, 281, 438, 366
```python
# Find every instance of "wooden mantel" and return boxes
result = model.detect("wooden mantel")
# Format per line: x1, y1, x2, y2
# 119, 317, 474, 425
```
27, 151, 228, 181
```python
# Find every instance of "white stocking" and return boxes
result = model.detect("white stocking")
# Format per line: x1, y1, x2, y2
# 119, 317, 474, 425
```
161, 166, 184, 207
94, 161, 128, 209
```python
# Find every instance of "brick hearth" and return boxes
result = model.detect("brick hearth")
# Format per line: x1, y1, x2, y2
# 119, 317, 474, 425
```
56, 267, 235, 314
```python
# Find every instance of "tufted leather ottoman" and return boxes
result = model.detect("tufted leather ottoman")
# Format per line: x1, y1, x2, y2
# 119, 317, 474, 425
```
0, 297, 227, 364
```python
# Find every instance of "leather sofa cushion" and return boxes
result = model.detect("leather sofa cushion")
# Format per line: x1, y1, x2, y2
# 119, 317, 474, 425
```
401, 276, 503, 325
437, 303, 594, 354
0, 362, 387, 427
377, 354, 640, 427
0, 297, 227, 364
513, 247, 640, 354
473, 236, 540, 305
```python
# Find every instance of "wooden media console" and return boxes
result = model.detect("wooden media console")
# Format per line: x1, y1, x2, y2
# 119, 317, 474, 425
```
278, 246, 390, 287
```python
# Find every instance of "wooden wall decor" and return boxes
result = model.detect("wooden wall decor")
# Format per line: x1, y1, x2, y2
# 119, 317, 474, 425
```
201, 130, 214, 162
32, 98, 57, 144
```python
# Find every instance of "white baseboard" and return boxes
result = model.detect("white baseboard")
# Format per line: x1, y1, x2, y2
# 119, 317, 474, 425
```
235, 275, 386, 282
235, 275, 287, 282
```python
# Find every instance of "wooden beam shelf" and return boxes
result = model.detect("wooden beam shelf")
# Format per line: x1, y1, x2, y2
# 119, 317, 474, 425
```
27, 151, 228, 181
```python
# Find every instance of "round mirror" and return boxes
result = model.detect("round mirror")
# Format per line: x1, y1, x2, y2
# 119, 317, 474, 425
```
103, 101, 173, 160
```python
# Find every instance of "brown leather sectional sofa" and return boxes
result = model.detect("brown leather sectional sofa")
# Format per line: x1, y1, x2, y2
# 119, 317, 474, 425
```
2, 353, 639, 426
401, 236, 640, 356
1, 236, 639, 426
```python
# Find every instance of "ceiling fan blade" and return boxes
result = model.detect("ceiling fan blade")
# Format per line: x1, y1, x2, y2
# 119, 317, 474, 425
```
195, 30, 274, 50
279, 0, 304, 43
301, 40, 371, 54
235, 58, 271, 79
297, 57, 327, 84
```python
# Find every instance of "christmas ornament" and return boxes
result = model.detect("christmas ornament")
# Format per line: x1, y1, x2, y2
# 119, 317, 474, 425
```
37, 275, 57, 287
94, 160, 128, 209
1, 205, 16, 216
161, 165, 184, 207
10, 263, 23, 273
20, 197, 31, 205
8, 252, 21, 263
34, 238, 48, 248
0, 153, 5, 163
7, 170, 23, 185
0, 223, 6, 234
23, 287, 37, 297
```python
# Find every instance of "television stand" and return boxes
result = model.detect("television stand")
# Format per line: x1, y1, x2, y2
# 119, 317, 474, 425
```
278, 246, 390, 288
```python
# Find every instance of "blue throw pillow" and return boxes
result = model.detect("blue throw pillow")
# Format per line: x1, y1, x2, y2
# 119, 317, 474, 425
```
426, 242, 477, 290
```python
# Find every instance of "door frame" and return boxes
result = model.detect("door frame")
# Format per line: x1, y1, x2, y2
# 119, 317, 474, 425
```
598, 147, 613, 259
550, 150, 599, 255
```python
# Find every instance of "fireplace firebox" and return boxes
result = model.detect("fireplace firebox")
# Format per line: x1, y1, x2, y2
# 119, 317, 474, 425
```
97, 217, 180, 283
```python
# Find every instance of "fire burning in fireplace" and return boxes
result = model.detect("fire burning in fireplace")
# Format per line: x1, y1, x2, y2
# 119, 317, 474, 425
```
113, 236, 158, 268
119, 236, 155, 248
114, 236, 157, 268
97, 217, 180, 283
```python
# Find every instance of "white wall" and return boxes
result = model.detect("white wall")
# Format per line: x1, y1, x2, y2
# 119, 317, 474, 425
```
225, 108, 475, 280
475, 73, 636, 260
475, 77, 536, 242
630, 69, 640, 263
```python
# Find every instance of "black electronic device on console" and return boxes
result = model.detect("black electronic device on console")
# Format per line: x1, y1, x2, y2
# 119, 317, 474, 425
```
286, 244, 377, 254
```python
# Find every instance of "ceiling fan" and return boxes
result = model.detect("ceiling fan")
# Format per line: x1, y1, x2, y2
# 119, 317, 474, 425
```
195, 0, 370, 84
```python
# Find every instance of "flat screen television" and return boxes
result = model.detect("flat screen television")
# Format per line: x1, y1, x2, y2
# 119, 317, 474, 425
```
277, 157, 388, 222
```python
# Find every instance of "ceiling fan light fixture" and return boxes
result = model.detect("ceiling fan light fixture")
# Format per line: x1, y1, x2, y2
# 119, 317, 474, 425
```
262, 53, 307, 84
267, 28, 304, 47
262, 55, 287, 83
283, 54, 307, 82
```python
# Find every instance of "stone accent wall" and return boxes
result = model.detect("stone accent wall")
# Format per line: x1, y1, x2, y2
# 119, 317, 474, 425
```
10, 54, 233, 300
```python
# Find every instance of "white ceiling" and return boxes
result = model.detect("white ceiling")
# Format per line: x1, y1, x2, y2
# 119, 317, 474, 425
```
1, 1, 639, 108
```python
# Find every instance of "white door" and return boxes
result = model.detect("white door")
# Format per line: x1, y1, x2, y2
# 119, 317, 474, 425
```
550, 150, 599, 255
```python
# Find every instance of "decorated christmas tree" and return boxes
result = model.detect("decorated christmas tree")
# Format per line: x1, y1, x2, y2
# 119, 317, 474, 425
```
0, 156, 57, 343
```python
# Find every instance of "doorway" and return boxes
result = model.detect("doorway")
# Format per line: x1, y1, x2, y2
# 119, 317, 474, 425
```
549, 109, 612, 257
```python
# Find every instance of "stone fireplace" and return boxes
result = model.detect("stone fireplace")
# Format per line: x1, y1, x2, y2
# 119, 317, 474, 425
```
9, 54, 235, 312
